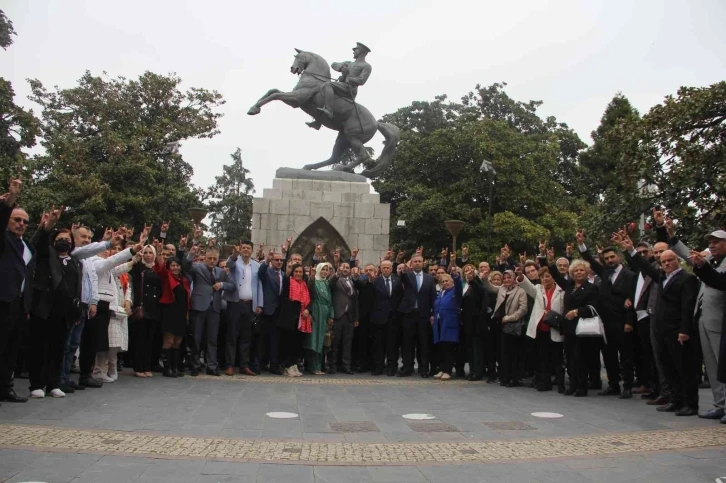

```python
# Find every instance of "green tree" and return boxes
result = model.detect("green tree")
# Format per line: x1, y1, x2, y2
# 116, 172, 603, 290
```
374, 84, 585, 261
205, 148, 255, 244
0, 10, 41, 184
25, 70, 224, 236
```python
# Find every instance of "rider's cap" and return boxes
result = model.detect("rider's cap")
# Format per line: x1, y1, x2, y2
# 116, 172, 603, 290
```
355, 42, 371, 53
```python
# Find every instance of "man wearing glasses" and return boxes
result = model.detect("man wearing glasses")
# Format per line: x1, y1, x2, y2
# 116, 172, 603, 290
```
615, 232, 700, 417
257, 251, 286, 375
0, 179, 33, 404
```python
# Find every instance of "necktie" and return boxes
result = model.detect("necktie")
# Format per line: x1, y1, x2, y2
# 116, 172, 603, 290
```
277, 270, 282, 295
385, 277, 391, 296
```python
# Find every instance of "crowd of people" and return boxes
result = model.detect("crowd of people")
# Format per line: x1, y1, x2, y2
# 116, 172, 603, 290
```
1, 178, 725, 423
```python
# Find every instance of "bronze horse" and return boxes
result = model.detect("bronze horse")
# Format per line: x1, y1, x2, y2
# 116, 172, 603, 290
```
247, 49, 399, 178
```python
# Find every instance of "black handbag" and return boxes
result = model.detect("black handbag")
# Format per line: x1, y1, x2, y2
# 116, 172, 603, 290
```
542, 310, 563, 331
502, 318, 526, 337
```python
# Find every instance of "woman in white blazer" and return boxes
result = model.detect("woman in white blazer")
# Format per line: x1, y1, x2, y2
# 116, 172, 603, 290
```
517, 266, 566, 393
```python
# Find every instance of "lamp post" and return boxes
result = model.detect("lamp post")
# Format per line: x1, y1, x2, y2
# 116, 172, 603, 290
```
479, 159, 497, 257
444, 220, 465, 257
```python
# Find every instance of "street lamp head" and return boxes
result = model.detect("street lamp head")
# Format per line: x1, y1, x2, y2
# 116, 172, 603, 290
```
479, 159, 497, 176
188, 207, 208, 224
445, 220, 465, 237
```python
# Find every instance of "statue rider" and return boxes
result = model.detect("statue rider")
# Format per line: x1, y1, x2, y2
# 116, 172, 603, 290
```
308, 42, 372, 130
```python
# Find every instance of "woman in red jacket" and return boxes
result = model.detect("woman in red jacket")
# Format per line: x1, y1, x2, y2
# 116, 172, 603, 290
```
154, 255, 190, 378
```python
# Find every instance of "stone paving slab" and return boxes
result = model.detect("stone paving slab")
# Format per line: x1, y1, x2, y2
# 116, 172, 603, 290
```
2, 423, 726, 465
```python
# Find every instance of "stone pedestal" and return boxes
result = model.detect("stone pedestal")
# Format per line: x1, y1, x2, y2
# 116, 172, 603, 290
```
251, 176, 390, 266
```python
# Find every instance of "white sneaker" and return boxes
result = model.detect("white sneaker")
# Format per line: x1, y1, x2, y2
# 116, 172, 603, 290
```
107, 370, 118, 381
50, 388, 65, 398
293, 365, 302, 377
96, 374, 114, 383
434, 372, 444, 379
283, 367, 294, 377
440, 373, 451, 380
30, 389, 45, 398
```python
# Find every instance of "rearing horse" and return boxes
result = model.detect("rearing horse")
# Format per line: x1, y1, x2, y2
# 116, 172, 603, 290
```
247, 49, 399, 177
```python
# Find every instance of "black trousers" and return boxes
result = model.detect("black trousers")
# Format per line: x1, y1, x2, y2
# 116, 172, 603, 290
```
79, 302, 111, 378
602, 321, 634, 389
401, 310, 431, 372
331, 314, 355, 370
575, 337, 602, 391
455, 331, 467, 374
258, 311, 279, 369
352, 315, 370, 369
534, 331, 564, 388
0, 297, 24, 390
225, 301, 253, 369
437, 341, 457, 374
385, 315, 401, 371
466, 332, 485, 376
278, 326, 302, 368
564, 336, 576, 387
485, 321, 501, 376
635, 316, 656, 389
132, 318, 157, 373
370, 322, 387, 372
500, 332, 524, 381
656, 331, 698, 409
28, 314, 69, 392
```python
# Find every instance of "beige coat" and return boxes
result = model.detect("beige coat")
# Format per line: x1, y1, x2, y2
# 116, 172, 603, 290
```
482, 277, 528, 324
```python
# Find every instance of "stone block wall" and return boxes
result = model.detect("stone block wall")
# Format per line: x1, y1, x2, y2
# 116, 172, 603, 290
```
251, 178, 390, 266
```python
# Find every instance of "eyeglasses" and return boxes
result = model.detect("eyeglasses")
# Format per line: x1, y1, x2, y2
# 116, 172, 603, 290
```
12, 217, 29, 225
273, 258, 283, 262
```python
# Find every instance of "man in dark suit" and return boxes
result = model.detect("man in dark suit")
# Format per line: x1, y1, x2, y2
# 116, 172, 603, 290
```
618, 233, 700, 416
578, 233, 638, 398
328, 262, 359, 374
397, 253, 437, 378
0, 179, 33, 403
352, 264, 376, 372
258, 252, 285, 374
368, 260, 402, 375
185, 246, 235, 376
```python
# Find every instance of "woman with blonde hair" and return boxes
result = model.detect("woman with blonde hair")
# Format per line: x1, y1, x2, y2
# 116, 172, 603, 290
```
432, 271, 463, 380
305, 263, 334, 375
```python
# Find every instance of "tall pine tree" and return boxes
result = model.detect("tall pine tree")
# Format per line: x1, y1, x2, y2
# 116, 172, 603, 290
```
206, 148, 255, 244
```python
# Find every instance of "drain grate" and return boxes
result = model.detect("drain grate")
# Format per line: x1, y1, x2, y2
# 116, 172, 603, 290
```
329, 421, 380, 433
408, 421, 459, 432
483, 422, 536, 431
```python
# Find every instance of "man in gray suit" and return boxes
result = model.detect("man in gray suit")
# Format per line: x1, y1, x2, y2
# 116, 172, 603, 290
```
185, 246, 234, 376
224, 241, 263, 376
328, 262, 359, 374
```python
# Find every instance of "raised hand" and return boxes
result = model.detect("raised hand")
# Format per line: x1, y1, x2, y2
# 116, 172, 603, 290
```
103, 227, 113, 241
546, 246, 555, 262
565, 243, 574, 256
538, 240, 547, 255
440, 247, 447, 259
193, 225, 203, 240
575, 229, 585, 245
652, 208, 665, 226
71, 221, 81, 232
281, 240, 288, 254
384, 249, 393, 260
665, 218, 676, 239
689, 249, 707, 267
352, 247, 359, 258
45, 205, 65, 230
450, 251, 456, 264
8, 177, 21, 197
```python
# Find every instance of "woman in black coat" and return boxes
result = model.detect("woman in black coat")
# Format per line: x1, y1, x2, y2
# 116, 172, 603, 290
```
550, 258, 600, 397
460, 264, 489, 381
130, 245, 163, 378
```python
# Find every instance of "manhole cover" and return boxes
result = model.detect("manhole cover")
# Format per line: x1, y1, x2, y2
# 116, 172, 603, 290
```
329, 421, 380, 432
408, 421, 459, 432
483, 422, 536, 431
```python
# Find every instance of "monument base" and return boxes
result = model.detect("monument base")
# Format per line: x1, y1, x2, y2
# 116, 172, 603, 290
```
252, 170, 390, 266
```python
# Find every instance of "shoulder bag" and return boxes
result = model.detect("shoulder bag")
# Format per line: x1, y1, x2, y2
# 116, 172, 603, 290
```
575, 305, 607, 343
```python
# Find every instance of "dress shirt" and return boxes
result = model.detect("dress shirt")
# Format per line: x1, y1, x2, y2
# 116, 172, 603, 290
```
663, 267, 683, 288
633, 273, 648, 321
609, 264, 623, 284
237, 258, 253, 301
20, 238, 31, 292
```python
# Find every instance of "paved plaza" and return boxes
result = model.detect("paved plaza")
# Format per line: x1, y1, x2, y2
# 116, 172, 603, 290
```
1, 373, 726, 482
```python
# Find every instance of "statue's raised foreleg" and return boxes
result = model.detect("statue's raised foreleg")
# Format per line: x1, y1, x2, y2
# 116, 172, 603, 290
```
303, 132, 349, 170
248, 89, 307, 115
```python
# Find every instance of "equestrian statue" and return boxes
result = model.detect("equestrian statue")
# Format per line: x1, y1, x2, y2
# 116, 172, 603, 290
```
247, 43, 400, 178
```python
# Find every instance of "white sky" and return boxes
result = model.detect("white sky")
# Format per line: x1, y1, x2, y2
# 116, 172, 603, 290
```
3, 0, 725, 195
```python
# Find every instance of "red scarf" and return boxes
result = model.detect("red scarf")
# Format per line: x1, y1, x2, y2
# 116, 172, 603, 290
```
289, 277, 310, 311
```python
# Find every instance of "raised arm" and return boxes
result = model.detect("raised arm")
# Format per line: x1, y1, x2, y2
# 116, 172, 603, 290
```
517, 274, 538, 299
480, 274, 500, 294
72, 240, 111, 260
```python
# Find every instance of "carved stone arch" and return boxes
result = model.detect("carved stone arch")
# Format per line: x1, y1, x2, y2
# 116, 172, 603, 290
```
289, 217, 351, 266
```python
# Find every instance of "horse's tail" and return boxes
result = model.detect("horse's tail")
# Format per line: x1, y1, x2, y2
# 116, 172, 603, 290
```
361, 122, 400, 178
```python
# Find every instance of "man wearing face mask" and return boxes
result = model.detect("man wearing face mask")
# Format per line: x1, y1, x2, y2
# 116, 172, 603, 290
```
0, 179, 34, 404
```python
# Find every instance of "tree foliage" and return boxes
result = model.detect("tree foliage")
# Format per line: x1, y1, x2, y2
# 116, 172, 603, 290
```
205, 148, 255, 245
24, 71, 224, 237
0, 9, 16, 50
373, 83, 585, 261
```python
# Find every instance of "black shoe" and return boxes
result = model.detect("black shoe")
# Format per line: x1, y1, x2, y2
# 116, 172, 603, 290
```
79, 377, 103, 388
557, 384, 566, 394
486, 375, 499, 384
397, 369, 412, 377
676, 407, 698, 417
421, 372, 430, 379
469, 373, 483, 381
68, 381, 85, 391
564, 388, 576, 396
619, 389, 633, 399
386, 368, 396, 377
537, 385, 553, 392
341, 368, 354, 375
58, 383, 75, 394
573, 389, 588, 397
597, 386, 621, 396
588, 381, 602, 390
371, 369, 383, 376
507, 379, 521, 387
0, 389, 28, 402
269, 367, 283, 376
188, 367, 199, 377
657, 403, 682, 413
163, 366, 176, 378
206, 367, 221, 376
500, 380, 508, 387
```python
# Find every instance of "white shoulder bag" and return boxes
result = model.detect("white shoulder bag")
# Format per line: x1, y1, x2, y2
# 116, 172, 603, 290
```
575, 305, 607, 344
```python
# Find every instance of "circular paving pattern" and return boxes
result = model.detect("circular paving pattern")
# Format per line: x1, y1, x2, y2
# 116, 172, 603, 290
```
2, 424, 726, 465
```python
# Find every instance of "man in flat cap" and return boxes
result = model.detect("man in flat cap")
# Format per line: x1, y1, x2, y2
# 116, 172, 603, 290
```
314, 43, 372, 126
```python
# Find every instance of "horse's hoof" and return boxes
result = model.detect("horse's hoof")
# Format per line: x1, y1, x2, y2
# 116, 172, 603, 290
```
302, 165, 314, 170
247, 106, 261, 115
